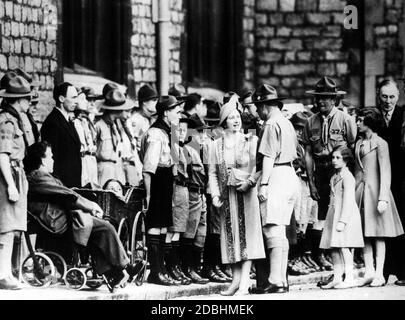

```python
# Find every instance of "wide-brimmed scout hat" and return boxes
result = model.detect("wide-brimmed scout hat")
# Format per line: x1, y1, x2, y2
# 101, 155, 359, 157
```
169, 84, 188, 100
249, 84, 286, 104
290, 111, 310, 128
98, 89, 134, 111
102, 82, 120, 99
188, 113, 212, 131
179, 114, 196, 127
0, 75, 34, 98
81, 86, 103, 101
306, 76, 346, 96
205, 101, 221, 123
138, 84, 158, 103
153, 95, 184, 116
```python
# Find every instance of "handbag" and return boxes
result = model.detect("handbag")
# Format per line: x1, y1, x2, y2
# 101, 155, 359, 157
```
227, 167, 250, 187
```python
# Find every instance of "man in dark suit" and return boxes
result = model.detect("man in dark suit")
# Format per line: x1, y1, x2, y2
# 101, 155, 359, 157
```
378, 79, 405, 286
41, 82, 82, 187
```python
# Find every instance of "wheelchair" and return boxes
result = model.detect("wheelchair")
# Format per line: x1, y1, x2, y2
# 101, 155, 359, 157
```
19, 210, 107, 291
73, 186, 148, 286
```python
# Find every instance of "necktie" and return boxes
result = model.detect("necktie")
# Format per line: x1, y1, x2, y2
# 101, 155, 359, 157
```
321, 115, 329, 146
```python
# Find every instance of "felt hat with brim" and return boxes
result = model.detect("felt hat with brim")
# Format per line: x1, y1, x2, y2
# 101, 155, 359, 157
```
81, 86, 103, 100
239, 90, 253, 106
306, 76, 346, 96
0, 75, 33, 98
290, 111, 310, 128
14, 68, 39, 88
98, 89, 134, 111
205, 101, 221, 123
249, 84, 286, 104
179, 114, 196, 127
102, 82, 119, 99
0, 71, 17, 90
169, 84, 188, 100
153, 95, 184, 116
188, 113, 212, 130
138, 84, 158, 102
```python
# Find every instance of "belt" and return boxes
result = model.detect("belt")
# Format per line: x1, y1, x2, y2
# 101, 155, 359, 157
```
122, 158, 136, 166
188, 186, 205, 194
98, 159, 117, 164
81, 151, 96, 157
10, 160, 23, 168
274, 162, 292, 167
174, 180, 188, 187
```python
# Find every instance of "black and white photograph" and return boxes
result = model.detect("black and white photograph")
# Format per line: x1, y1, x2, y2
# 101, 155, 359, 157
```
0, 0, 405, 305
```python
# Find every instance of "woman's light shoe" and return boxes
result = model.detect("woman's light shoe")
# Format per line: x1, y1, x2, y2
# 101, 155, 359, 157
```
370, 277, 385, 287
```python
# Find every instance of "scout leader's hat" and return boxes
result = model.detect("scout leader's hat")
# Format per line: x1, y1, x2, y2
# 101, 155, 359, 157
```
290, 111, 310, 128
153, 95, 184, 116
306, 76, 346, 96
138, 84, 159, 103
0, 71, 17, 90
0, 75, 34, 98
98, 89, 134, 111
188, 113, 213, 131
169, 84, 188, 100
102, 82, 120, 98
179, 113, 196, 127
249, 84, 286, 104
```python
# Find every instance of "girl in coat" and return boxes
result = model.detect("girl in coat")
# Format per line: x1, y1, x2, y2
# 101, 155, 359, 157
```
320, 146, 364, 289
355, 108, 404, 287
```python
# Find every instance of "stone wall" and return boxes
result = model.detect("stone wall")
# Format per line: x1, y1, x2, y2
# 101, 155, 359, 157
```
365, 0, 404, 106
169, 0, 184, 87
242, 0, 256, 91
0, 0, 58, 120
254, 0, 350, 104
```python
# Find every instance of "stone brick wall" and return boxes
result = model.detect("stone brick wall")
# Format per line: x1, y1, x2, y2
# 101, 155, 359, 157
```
365, 0, 404, 106
169, 0, 184, 87
243, 0, 256, 91
254, 0, 350, 103
0, 0, 58, 121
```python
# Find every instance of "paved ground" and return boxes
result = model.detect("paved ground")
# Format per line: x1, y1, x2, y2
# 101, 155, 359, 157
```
0, 269, 403, 300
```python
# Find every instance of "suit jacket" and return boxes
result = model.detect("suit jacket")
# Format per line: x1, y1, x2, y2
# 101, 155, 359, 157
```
27, 170, 94, 246
41, 108, 82, 187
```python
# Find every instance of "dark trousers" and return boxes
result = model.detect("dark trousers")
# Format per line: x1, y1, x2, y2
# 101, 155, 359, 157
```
314, 161, 334, 221
86, 218, 129, 275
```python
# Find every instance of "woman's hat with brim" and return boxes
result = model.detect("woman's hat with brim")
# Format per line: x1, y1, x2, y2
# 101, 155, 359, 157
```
0, 75, 34, 98
239, 90, 253, 106
153, 95, 184, 116
205, 101, 221, 123
138, 84, 159, 102
249, 84, 286, 104
306, 76, 346, 96
219, 95, 241, 126
188, 113, 213, 130
179, 114, 196, 127
290, 111, 310, 128
98, 89, 134, 111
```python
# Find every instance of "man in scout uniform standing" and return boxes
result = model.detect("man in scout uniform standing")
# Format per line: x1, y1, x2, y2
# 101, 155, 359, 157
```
302, 77, 357, 275
0, 76, 34, 289
128, 84, 159, 152
95, 89, 134, 187
140, 95, 183, 286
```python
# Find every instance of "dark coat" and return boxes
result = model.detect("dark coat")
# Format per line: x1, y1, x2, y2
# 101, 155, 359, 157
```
41, 108, 82, 188
27, 170, 94, 246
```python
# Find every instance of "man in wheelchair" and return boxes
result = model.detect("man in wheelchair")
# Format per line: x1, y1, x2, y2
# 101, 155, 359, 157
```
24, 141, 137, 290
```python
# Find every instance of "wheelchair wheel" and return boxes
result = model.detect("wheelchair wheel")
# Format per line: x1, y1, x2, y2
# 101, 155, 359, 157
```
131, 211, 147, 264
85, 268, 103, 289
118, 218, 131, 256
20, 252, 56, 287
64, 268, 87, 290
44, 251, 67, 282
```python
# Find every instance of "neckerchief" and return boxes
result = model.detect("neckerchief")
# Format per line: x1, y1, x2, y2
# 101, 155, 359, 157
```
0, 103, 32, 150
150, 118, 172, 146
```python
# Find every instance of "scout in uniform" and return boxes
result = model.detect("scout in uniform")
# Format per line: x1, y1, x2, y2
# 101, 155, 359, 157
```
0, 76, 34, 290
95, 89, 133, 187
140, 95, 183, 286
73, 90, 99, 186
302, 77, 357, 278
128, 84, 158, 152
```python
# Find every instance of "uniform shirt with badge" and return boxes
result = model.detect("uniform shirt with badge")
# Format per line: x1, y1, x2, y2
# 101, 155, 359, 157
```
302, 107, 357, 159
95, 118, 122, 162
0, 113, 26, 161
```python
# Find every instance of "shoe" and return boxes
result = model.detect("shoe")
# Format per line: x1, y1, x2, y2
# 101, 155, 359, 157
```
356, 276, 374, 287
105, 269, 129, 290
334, 280, 356, 289
220, 285, 239, 296
315, 254, 333, 271
168, 266, 191, 285
234, 288, 250, 296
262, 282, 286, 294
370, 277, 386, 287
249, 282, 269, 294
0, 277, 22, 290
296, 258, 316, 273
302, 254, 321, 272
185, 267, 209, 284
205, 268, 228, 283
214, 265, 232, 282
320, 280, 342, 290
147, 272, 175, 286
394, 279, 405, 286
221, 265, 233, 278
317, 274, 335, 287
163, 273, 182, 286
288, 260, 310, 276
174, 266, 192, 283
126, 261, 146, 283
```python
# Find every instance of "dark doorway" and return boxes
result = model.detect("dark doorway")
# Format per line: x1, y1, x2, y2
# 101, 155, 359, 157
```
183, 0, 244, 92
62, 0, 132, 84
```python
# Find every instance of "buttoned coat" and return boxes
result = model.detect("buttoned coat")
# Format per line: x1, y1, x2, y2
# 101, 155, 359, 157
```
354, 134, 404, 237
41, 108, 82, 188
